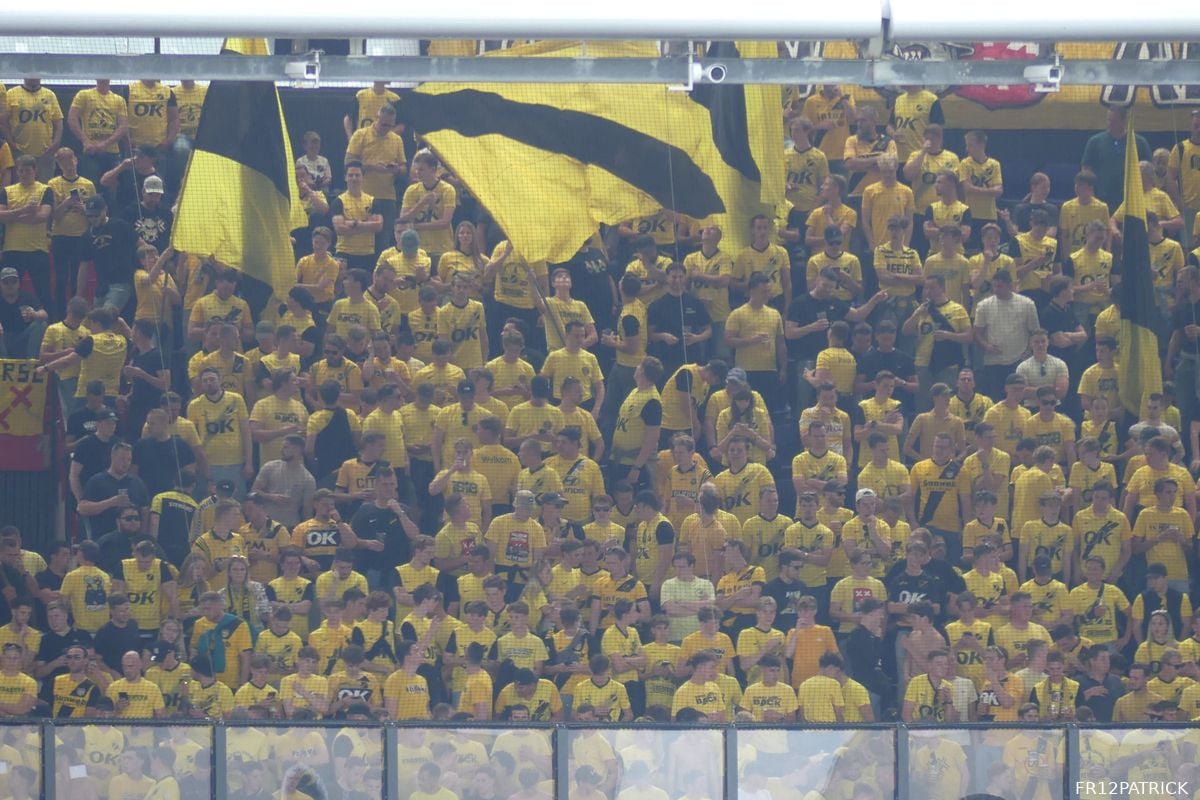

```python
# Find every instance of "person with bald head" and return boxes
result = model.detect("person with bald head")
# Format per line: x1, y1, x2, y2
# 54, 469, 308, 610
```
107, 649, 165, 718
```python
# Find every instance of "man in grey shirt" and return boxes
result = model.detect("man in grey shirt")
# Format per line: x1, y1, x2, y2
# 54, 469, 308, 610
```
973, 269, 1040, 399
251, 433, 315, 527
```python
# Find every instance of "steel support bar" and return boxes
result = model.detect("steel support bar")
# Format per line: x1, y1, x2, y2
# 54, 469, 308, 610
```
3, 53, 1200, 85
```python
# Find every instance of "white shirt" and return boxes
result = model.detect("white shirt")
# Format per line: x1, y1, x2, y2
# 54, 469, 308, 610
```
659, 575, 716, 643
974, 293, 1040, 365
1016, 354, 1069, 406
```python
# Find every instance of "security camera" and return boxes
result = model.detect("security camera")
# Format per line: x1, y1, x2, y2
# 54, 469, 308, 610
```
704, 63, 728, 84
285, 53, 321, 85
1023, 62, 1062, 93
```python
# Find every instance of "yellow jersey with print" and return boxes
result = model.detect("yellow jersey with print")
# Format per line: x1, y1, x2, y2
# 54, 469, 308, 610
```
910, 457, 963, 531
295, 252, 340, 303
433, 467, 493, 523
332, 191, 377, 256
310, 357, 365, 398
1067, 461, 1117, 508
806, 249, 862, 302
435, 250, 484, 298
69, 88, 127, 153
904, 673, 954, 721
982, 401, 1031, 456
127, 82, 175, 147
873, 244, 922, 297
543, 296, 594, 351
949, 392, 993, 446
250, 395, 308, 463
173, 83, 206, 137
116, 557, 173, 632
47, 174, 96, 237
614, 297, 649, 368
345, 128, 406, 200
791, 448, 848, 494
573, 678, 631, 722
43, 320, 90, 380
838, 516, 892, 578
945, 619, 994, 688
625, 254, 672, 304
1069, 246, 1114, 315
815, 346, 856, 396
908, 148, 961, 212
717, 565, 768, 617
107, 677, 165, 718
189, 292, 252, 331
725, 303, 784, 372
133, 269, 178, 327
735, 243, 790, 301
957, 156, 1003, 220
797, 674, 845, 722
715, 404, 772, 465
1168, 138, 1200, 209
785, 146, 830, 212
541, 347, 603, 403
806, 203, 858, 243
683, 247, 734, 322
912, 299, 969, 368
437, 298, 486, 369
714, 462, 775, 525
199, 350, 249, 397
485, 354, 536, 409
548, 455, 605, 524
353, 87, 400, 129
672, 678, 728, 720
843, 134, 897, 196
1013, 231, 1058, 292
400, 180, 458, 254
1072, 505, 1130, 576
1020, 519, 1074, 576
1126, 463, 1196, 510
398, 402, 439, 464
187, 391, 248, 466
958, 449, 1012, 522
1020, 576, 1071, 628
1132, 505, 1195, 582
803, 91, 857, 161
612, 386, 662, 466
377, 247, 432, 314
926, 199, 971, 253
6, 85, 62, 155
1, 181, 52, 252
61, 565, 112, 633
858, 458, 910, 501
968, 250, 1015, 303
891, 89, 940, 160
1149, 236, 1185, 306
52, 672, 104, 718
1059, 197, 1111, 254
328, 297, 382, 339
491, 241, 548, 310
1069, 581, 1129, 644
923, 252, 971, 306
862, 181, 915, 248
742, 514, 793, 581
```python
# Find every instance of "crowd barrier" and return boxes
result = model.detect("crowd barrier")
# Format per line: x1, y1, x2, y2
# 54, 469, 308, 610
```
7, 719, 1199, 799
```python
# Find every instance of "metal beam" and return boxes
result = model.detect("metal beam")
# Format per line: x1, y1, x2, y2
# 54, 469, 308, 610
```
3, 53, 1200, 85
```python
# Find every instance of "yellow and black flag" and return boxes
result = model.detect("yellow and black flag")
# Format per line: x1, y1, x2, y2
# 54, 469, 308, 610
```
171, 38, 307, 300
403, 40, 784, 264
1117, 114, 1163, 414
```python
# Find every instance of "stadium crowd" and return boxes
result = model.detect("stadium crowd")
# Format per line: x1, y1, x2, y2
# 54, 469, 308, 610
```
3, 76, 1200, 799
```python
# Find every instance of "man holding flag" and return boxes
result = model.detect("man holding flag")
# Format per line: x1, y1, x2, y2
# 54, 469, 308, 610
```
1117, 113, 1163, 423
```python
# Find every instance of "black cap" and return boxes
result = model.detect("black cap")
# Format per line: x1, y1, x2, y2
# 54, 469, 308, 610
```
148, 640, 174, 663
95, 408, 118, 422
1147, 563, 1168, 578
83, 195, 107, 214
457, 379, 476, 396
215, 479, 236, 495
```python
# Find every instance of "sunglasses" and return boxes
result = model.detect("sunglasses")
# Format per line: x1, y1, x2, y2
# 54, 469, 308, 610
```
120, 515, 141, 522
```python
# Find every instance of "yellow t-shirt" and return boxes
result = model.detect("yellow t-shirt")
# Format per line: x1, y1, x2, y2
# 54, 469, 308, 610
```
187, 390, 248, 466
873, 244, 922, 297
910, 458, 963, 531
69, 87, 127, 154
345, 128, 406, 200
126, 81, 174, 147
904, 673, 954, 721
785, 146, 831, 212
400, 179, 458, 254
797, 674, 845, 722
957, 156, 1003, 220
295, 252, 340, 304
541, 347, 604, 402
491, 241, 548, 310
725, 303, 784, 372
47, 174, 97, 237
806, 249, 862, 302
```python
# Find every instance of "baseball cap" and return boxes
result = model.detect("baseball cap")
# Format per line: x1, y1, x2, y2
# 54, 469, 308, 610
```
83, 195, 106, 214
148, 640, 174, 663
400, 229, 420, 252
855, 488, 877, 502
726, 367, 749, 384
457, 379, 476, 396
540, 491, 568, 507
143, 175, 165, 195
95, 408, 118, 422
215, 479, 237, 496
1147, 563, 1168, 578
0, 268, 18, 282
514, 490, 536, 508
1004, 373, 1028, 386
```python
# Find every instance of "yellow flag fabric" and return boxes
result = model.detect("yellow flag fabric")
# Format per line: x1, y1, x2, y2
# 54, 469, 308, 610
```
1116, 113, 1162, 415
0, 360, 47, 437
405, 40, 784, 264
171, 38, 306, 299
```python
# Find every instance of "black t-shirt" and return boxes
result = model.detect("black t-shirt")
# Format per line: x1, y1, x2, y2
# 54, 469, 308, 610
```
93, 620, 143, 672
1170, 299, 1200, 357
67, 407, 119, 442
71, 434, 117, 488
128, 348, 168, 413
1012, 201, 1059, 233
34, 627, 93, 703
885, 568, 948, 627
1040, 301, 1080, 363
762, 576, 807, 630
350, 502, 410, 576
123, 202, 174, 250
132, 436, 195, 498
0, 291, 41, 337
857, 347, 917, 395
86, 218, 139, 286
647, 291, 712, 369
82, 471, 150, 536
786, 293, 850, 361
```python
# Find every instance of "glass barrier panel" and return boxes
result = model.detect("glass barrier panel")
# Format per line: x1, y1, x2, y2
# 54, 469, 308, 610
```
0, 725, 40, 800
737, 727, 896, 798
1080, 728, 1193, 800
52, 722, 211, 799
566, 727, 725, 798
906, 726, 1065, 800
395, 725, 555, 799
228, 723, 383, 800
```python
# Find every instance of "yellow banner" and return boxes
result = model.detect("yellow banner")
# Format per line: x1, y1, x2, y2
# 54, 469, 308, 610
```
781, 41, 1200, 131
0, 360, 48, 438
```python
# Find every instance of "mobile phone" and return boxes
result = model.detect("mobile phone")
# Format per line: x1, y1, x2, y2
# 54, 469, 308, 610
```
119, 692, 129, 701
70, 189, 80, 198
